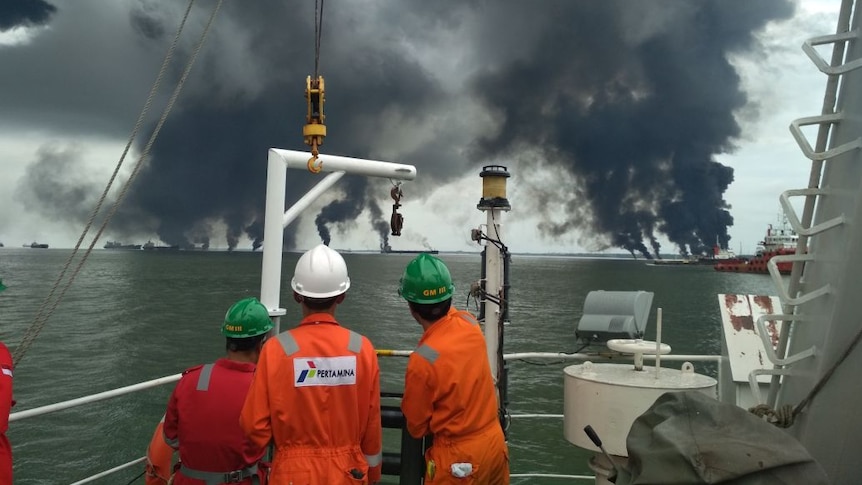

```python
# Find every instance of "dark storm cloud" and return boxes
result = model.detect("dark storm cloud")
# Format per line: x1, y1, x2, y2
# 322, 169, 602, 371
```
8, 0, 795, 253
0, 0, 56, 31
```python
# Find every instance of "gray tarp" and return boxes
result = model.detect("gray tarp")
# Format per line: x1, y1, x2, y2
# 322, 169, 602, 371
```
616, 391, 830, 484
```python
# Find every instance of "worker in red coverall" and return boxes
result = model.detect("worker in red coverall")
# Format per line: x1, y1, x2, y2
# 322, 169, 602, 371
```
0, 279, 14, 485
398, 254, 510, 484
240, 244, 383, 484
164, 297, 273, 485
144, 416, 175, 485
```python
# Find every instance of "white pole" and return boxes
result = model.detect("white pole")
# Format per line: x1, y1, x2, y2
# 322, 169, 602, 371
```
655, 307, 663, 378
270, 149, 417, 180
282, 171, 345, 227
261, 149, 288, 333
484, 211, 503, 378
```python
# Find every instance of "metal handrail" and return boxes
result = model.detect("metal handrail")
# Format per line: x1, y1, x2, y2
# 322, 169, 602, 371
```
12, 351, 723, 484
789, 113, 862, 161
69, 457, 146, 485
802, 28, 862, 75
9, 373, 181, 422
768, 253, 831, 306
779, 188, 845, 236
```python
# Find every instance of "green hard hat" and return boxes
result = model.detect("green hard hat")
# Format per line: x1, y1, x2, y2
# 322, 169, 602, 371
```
399, 253, 455, 304
222, 297, 274, 338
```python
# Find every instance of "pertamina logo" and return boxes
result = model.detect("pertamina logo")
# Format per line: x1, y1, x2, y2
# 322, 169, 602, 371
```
296, 361, 317, 383
294, 356, 357, 387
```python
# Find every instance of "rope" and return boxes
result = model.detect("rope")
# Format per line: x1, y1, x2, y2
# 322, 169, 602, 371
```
12, 0, 224, 367
124, 469, 146, 485
748, 403, 795, 428
793, 321, 862, 417
313, 0, 325, 78
749, 321, 862, 428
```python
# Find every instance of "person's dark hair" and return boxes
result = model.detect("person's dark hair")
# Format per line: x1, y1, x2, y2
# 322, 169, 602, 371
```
409, 298, 452, 322
226, 334, 266, 352
302, 296, 338, 311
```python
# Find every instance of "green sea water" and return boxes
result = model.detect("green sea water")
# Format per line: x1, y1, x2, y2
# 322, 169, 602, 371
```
0, 248, 777, 484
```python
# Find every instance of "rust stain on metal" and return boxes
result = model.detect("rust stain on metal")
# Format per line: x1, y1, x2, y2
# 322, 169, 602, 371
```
752, 295, 780, 348
752, 295, 775, 314
724, 294, 754, 332
766, 321, 780, 348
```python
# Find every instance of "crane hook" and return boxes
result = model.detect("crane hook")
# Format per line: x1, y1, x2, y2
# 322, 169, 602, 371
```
303, 75, 326, 173
390, 183, 404, 237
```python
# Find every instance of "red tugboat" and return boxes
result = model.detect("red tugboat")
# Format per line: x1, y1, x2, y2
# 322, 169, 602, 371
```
715, 219, 798, 275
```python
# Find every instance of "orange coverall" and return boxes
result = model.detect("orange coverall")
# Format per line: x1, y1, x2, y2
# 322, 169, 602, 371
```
402, 308, 509, 484
240, 313, 383, 484
0, 342, 13, 485
145, 418, 175, 485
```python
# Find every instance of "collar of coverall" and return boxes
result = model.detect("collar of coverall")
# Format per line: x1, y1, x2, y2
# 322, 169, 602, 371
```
419, 307, 461, 341
298, 312, 340, 326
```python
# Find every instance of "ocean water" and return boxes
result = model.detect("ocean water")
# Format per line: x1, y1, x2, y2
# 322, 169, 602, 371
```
0, 248, 778, 484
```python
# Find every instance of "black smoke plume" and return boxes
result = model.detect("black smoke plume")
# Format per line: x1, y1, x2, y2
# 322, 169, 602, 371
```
471, 1, 792, 257
0, 0, 56, 31
12, 1, 795, 253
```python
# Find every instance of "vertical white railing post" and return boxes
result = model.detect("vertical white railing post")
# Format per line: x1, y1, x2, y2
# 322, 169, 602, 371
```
261, 149, 288, 332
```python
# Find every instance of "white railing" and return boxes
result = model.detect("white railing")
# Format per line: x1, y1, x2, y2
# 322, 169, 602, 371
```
12, 351, 722, 484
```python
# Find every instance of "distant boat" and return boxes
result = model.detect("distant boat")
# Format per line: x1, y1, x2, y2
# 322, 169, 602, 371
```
104, 241, 142, 250
0, 242, 4, 247
142, 240, 180, 251
380, 247, 439, 255
29, 242, 49, 249
715, 219, 797, 275
649, 242, 744, 267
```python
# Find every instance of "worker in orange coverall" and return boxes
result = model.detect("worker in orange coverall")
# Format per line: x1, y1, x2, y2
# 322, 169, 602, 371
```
164, 297, 273, 485
240, 244, 382, 484
0, 280, 14, 485
144, 416, 175, 485
398, 254, 510, 484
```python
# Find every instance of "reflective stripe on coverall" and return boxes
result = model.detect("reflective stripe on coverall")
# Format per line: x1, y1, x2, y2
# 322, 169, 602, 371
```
164, 359, 266, 485
240, 313, 383, 484
0, 342, 13, 485
401, 308, 510, 484
145, 417, 175, 485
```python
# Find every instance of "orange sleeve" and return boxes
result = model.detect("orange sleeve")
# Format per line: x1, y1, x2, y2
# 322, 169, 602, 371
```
240, 343, 274, 449
401, 354, 435, 439
146, 420, 174, 485
362, 339, 383, 483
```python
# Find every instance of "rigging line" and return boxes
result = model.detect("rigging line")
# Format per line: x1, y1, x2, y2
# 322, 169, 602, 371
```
313, 0, 325, 79
13, 0, 197, 366
793, 321, 862, 419
124, 470, 146, 485
13, 0, 224, 367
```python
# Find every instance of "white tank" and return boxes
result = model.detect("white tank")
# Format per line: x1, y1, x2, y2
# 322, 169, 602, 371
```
563, 340, 717, 457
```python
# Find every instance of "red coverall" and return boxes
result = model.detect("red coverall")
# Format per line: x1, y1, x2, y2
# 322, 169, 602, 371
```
0, 342, 13, 485
164, 358, 266, 485
145, 418, 175, 485
240, 313, 383, 484
402, 308, 510, 484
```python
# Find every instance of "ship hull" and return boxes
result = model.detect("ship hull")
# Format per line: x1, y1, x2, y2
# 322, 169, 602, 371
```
714, 249, 795, 275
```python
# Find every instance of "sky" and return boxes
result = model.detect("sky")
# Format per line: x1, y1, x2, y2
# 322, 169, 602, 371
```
0, 0, 844, 255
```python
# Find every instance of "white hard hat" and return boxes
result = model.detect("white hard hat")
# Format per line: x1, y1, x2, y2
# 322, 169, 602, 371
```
291, 244, 351, 298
